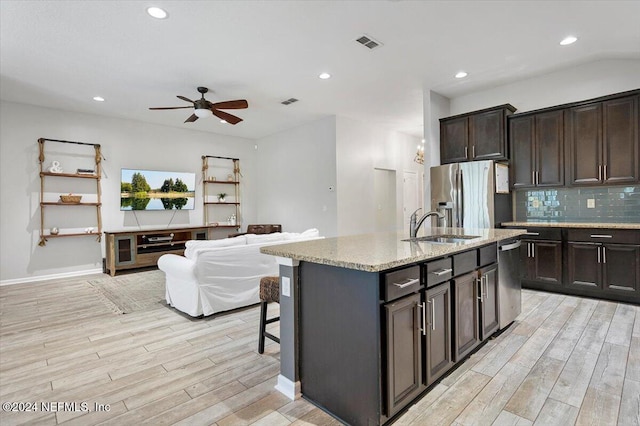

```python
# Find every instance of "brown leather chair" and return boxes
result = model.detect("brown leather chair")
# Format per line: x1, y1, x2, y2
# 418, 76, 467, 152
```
229, 224, 282, 238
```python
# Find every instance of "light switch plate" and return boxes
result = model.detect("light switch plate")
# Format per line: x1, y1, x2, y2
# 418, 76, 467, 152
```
282, 276, 291, 297
587, 198, 595, 208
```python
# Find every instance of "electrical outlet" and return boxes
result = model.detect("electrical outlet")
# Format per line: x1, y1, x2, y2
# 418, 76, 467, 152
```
532, 199, 540, 208
587, 198, 596, 209
282, 276, 291, 297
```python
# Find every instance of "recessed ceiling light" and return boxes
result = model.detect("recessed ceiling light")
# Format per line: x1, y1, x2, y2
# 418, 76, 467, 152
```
319, 73, 331, 80
93, 96, 105, 102
560, 36, 577, 46
147, 7, 168, 19
455, 71, 468, 79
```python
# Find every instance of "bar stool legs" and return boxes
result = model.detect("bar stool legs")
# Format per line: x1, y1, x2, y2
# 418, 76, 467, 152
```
258, 276, 280, 354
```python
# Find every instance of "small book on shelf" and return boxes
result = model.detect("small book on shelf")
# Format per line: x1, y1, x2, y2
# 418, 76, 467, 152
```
77, 168, 95, 175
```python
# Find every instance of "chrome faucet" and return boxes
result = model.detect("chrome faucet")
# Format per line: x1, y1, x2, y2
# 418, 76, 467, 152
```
409, 208, 445, 238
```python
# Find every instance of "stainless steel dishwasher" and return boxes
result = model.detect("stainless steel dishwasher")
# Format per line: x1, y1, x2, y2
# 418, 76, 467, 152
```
498, 239, 522, 329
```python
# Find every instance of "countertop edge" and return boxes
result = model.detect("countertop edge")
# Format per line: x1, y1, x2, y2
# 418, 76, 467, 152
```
502, 221, 640, 230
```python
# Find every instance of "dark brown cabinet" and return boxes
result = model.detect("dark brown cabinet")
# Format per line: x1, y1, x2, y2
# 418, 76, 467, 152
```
384, 292, 424, 417
453, 273, 480, 362
510, 110, 564, 188
520, 239, 563, 287
567, 94, 639, 186
566, 229, 640, 303
440, 104, 516, 164
424, 282, 454, 386
478, 264, 499, 340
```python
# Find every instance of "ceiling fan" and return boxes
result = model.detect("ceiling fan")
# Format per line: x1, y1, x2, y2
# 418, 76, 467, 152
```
149, 87, 248, 124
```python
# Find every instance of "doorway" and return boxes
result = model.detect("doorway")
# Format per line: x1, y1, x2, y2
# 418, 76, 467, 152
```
374, 168, 397, 232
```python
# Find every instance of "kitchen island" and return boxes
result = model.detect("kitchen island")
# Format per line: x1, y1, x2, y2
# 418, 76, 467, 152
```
261, 227, 526, 426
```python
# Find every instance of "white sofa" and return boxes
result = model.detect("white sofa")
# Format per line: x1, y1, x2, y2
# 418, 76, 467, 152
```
158, 229, 321, 317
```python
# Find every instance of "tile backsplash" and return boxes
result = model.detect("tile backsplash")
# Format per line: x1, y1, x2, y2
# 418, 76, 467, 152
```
515, 186, 640, 223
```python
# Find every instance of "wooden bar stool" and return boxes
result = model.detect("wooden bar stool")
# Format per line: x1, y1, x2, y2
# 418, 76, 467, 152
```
258, 276, 280, 354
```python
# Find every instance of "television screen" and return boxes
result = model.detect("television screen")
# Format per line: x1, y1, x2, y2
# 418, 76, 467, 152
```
120, 168, 196, 211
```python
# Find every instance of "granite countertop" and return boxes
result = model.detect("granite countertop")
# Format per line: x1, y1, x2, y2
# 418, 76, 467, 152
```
261, 227, 526, 272
503, 221, 640, 230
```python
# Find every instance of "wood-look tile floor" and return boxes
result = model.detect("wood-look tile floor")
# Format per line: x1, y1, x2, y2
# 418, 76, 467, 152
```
1, 274, 638, 426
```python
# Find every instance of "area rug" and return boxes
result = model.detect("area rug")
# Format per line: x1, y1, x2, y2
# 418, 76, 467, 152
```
87, 269, 166, 314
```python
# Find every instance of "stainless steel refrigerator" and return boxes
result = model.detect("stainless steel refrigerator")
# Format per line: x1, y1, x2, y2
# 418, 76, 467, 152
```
430, 160, 511, 228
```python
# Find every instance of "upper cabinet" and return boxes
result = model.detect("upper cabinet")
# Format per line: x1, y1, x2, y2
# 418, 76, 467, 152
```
567, 94, 639, 186
510, 110, 565, 189
440, 104, 516, 164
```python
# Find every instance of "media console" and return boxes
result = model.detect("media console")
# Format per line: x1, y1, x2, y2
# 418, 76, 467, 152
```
104, 226, 214, 276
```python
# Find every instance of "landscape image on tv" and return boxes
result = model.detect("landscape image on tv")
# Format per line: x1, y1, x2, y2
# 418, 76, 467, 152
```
120, 168, 196, 211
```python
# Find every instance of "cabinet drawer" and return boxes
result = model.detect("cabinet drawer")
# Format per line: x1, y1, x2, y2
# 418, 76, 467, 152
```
425, 257, 453, 288
453, 250, 478, 276
383, 265, 421, 302
478, 243, 497, 267
517, 227, 562, 240
567, 229, 640, 244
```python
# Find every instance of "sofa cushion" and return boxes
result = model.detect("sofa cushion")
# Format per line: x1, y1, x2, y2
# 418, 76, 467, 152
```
184, 235, 247, 259
245, 232, 285, 245
283, 228, 320, 240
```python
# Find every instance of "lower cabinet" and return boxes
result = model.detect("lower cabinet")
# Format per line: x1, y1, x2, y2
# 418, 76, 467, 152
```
453, 273, 480, 362
520, 239, 563, 287
478, 263, 500, 340
384, 293, 425, 417
425, 282, 454, 386
567, 241, 640, 301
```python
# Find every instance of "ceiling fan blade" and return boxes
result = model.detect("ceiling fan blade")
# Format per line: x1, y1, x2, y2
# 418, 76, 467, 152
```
210, 100, 248, 110
177, 95, 194, 103
149, 106, 194, 110
211, 109, 243, 125
184, 114, 199, 123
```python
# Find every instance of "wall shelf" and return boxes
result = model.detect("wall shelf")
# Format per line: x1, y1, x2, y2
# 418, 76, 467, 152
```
202, 155, 241, 231
38, 138, 103, 247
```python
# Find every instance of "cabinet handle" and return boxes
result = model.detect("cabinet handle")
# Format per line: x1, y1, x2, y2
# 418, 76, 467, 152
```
465, 146, 468, 158
431, 268, 453, 276
597, 246, 601, 263
477, 277, 484, 301
603, 164, 607, 180
602, 246, 606, 264
485, 276, 489, 300
532, 171, 535, 185
419, 302, 426, 336
472, 145, 475, 158
393, 278, 420, 289
532, 243, 535, 258
599, 165, 602, 181
536, 171, 540, 185
524, 232, 540, 236
590, 234, 612, 239
431, 299, 436, 331
527, 242, 531, 257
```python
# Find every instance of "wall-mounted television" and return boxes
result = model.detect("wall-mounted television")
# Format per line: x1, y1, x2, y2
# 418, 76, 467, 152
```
120, 168, 196, 211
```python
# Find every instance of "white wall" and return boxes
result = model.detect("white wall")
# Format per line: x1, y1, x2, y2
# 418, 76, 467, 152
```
449, 59, 640, 115
0, 101, 257, 283
423, 90, 451, 208
254, 117, 338, 236
336, 117, 423, 236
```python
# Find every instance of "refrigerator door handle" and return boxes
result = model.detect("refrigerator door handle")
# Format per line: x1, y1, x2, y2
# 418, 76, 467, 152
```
458, 170, 464, 227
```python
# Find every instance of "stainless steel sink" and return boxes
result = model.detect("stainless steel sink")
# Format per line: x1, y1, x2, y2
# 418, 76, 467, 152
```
403, 234, 481, 244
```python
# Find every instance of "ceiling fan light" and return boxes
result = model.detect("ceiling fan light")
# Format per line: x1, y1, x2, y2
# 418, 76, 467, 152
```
194, 108, 210, 118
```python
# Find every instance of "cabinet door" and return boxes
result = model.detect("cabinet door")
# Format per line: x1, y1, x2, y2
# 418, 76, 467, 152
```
115, 235, 136, 266
519, 239, 534, 281
602, 244, 640, 299
384, 293, 424, 417
479, 264, 499, 340
440, 117, 469, 164
535, 110, 565, 187
532, 241, 563, 285
566, 242, 601, 290
470, 109, 506, 161
603, 95, 639, 184
510, 116, 535, 188
453, 273, 480, 362
425, 282, 454, 386
567, 103, 602, 185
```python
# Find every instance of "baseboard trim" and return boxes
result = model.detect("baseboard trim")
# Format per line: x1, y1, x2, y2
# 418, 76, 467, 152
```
0, 268, 104, 286
275, 374, 301, 400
